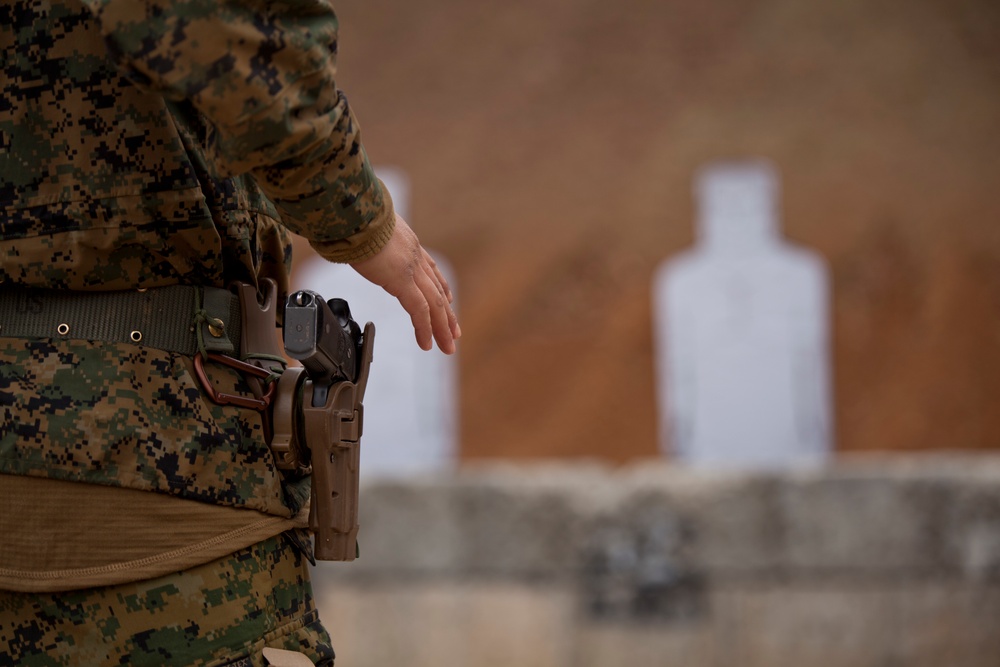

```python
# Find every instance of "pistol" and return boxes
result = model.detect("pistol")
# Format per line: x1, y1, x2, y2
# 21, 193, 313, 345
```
284, 291, 363, 406
279, 289, 374, 561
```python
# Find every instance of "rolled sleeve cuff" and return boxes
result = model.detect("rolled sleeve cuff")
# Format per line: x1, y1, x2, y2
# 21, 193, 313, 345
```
307, 179, 396, 263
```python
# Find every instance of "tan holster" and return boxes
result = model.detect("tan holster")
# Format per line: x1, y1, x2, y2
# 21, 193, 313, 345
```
269, 325, 373, 561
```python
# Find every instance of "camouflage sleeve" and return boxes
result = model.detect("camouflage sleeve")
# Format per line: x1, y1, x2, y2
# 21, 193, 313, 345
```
81, 0, 394, 263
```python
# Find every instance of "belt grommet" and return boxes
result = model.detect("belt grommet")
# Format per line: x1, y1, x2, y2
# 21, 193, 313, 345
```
57, 323, 70, 336
130, 330, 143, 343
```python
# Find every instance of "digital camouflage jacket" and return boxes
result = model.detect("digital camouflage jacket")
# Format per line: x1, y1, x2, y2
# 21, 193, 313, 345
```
0, 0, 393, 522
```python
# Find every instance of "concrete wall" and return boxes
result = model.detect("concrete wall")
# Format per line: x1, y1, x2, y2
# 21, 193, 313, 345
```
312, 456, 1000, 667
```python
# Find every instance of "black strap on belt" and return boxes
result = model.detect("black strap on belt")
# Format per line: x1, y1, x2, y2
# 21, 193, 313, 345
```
0, 285, 242, 356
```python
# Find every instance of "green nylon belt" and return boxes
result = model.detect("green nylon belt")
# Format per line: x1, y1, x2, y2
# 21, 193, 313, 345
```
0, 285, 242, 357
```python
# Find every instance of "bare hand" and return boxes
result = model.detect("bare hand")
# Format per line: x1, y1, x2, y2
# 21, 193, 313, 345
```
349, 214, 460, 354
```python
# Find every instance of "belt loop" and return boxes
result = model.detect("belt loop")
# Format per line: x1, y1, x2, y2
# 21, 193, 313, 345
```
196, 287, 238, 355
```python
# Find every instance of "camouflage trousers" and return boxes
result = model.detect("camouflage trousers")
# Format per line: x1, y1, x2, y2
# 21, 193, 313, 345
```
0, 532, 335, 667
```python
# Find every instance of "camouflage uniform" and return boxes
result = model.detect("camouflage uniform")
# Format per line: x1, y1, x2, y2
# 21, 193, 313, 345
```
0, 0, 393, 663
0, 533, 335, 667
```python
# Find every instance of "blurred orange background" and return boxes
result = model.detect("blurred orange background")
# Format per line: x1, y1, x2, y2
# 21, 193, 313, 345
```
292, 0, 1000, 462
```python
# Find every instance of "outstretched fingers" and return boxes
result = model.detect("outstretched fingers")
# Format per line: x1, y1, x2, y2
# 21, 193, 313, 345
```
423, 248, 453, 303
349, 213, 460, 354
420, 250, 460, 339
412, 261, 457, 354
